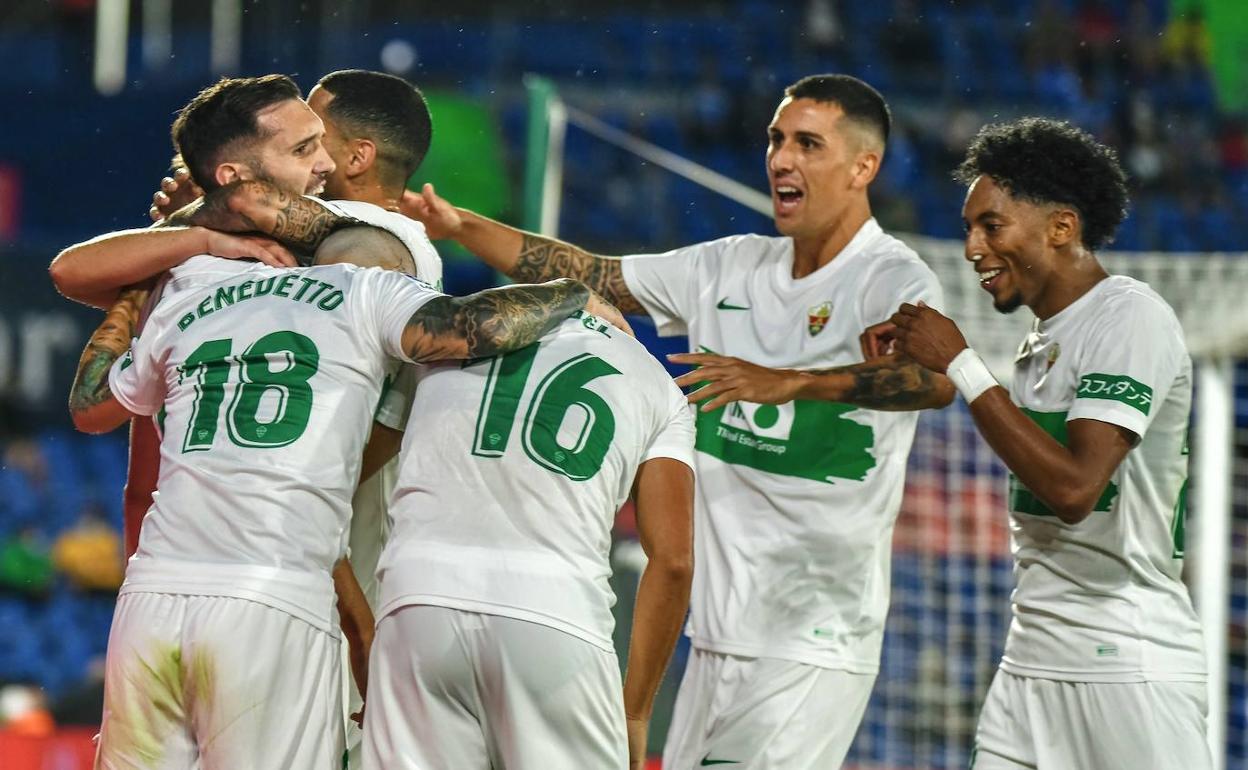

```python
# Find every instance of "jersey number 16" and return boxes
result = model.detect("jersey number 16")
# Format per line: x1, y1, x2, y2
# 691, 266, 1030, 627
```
470, 347, 620, 482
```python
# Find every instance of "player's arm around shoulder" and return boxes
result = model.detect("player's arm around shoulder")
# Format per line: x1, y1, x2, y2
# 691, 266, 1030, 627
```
69, 287, 149, 434
402, 183, 646, 314
398, 278, 632, 362
170, 179, 358, 257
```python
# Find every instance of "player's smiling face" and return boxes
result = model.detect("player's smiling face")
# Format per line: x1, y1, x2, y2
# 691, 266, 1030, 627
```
962, 174, 1059, 315
248, 98, 336, 196
766, 97, 867, 241
306, 85, 352, 200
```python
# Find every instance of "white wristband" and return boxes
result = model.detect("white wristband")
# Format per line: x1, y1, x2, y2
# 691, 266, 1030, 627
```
946, 348, 997, 404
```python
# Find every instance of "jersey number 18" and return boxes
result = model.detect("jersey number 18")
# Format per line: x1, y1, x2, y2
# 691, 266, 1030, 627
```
178, 331, 319, 453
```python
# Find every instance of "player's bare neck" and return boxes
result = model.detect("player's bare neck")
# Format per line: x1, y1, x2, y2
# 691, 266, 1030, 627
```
1033, 249, 1110, 320
791, 207, 871, 279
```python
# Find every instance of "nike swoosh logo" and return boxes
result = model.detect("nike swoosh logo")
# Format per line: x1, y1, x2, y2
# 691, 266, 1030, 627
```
716, 298, 749, 311
700, 757, 741, 766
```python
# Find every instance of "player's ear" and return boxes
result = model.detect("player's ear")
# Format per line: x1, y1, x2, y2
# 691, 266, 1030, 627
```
850, 148, 881, 190
214, 162, 250, 188
1048, 207, 1079, 249
348, 139, 377, 178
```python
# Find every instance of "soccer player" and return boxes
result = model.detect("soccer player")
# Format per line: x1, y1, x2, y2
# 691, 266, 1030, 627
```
68, 189, 621, 767
406, 74, 955, 768
365, 311, 695, 770
888, 118, 1209, 769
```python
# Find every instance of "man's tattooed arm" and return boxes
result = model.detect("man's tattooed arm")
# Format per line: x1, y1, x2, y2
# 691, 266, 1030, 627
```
811, 357, 956, 411
510, 234, 644, 314
167, 180, 357, 256
402, 278, 590, 362
69, 287, 149, 433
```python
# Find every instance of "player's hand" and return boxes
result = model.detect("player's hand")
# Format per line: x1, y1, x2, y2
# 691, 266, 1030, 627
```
149, 167, 203, 223
889, 302, 968, 372
203, 230, 298, 268
584, 289, 634, 337
626, 716, 648, 770
400, 183, 463, 240
349, 705, 365, 728
669, 352, 803, 411
860, 320, 898, 360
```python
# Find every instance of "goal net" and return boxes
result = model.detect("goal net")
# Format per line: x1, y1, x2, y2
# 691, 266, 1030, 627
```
522, 78, 1248, 769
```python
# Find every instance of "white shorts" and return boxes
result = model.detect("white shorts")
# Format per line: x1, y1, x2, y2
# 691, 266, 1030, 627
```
95, 592, 343, 770
362, 604, 627, 770
662, 648, 875, 769
972, 670, 1211, 770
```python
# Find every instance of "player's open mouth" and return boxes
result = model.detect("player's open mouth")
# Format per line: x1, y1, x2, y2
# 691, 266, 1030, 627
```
774, 185, 803, 213
979, 268, 1004, 291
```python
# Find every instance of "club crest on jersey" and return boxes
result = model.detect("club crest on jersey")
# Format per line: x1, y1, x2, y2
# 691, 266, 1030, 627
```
807, 302, 832, 337
1045, 343, 1061, 371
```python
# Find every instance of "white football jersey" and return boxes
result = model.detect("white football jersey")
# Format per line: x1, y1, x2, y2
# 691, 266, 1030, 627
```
622, 219, 941, 672
1001, 275, 1204, 682
377, 315, 696, 650
316, 199, 442, 608
109, 256, 442, 632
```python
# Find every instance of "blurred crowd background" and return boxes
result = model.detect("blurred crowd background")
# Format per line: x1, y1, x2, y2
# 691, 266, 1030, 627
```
0, 0, 1245, 765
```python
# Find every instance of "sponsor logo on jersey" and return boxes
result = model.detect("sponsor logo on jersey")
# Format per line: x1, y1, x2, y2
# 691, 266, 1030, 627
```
1075, 373, 1152, 415
716, 297, 750, 311
690, 346, 876, 483
700, 755, 741, 766
807, 301, 832, 336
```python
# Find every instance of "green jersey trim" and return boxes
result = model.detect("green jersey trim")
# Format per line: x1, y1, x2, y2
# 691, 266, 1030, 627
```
1009, 408, 1118, 516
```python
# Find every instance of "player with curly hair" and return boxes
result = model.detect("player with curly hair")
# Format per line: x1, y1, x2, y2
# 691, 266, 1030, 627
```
889, 117, 1210, 769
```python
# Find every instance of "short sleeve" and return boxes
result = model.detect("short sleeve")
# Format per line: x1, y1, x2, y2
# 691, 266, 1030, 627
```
374, 362, 419, 430
1067, 293, 1185, 438
859, 255, 944, 326
357, 268, 446, 363
108, 331, 165, 417
640, 379, 696, 470
621, 242, 713, 337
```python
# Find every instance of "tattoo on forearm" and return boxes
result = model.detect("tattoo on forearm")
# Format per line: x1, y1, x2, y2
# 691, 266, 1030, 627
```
514, 235, 642, 314
185, 180, 356, 256
405, 279, 590, 361
828, 359, 941, 410
69, 288, 148, 415
266, 187, 349, 251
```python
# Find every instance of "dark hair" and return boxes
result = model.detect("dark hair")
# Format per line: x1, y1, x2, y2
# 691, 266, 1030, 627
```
171, 75, 302, 192
316, 70, 433, 188
784, 74, 891, 146
955, 117, 1129, 250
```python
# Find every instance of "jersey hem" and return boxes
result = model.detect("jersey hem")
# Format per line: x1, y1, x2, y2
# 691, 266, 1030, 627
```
688, 636, 880, 674
378, 593, 616, 652
999, 660, 1207, 683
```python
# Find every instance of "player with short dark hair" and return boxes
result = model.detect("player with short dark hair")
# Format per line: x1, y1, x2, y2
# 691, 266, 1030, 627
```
170, 74, 329, 196
312, 69, 433, 194
785, 73, 892, 145
407, 73, 955, 768
890, 117, 1209, 770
